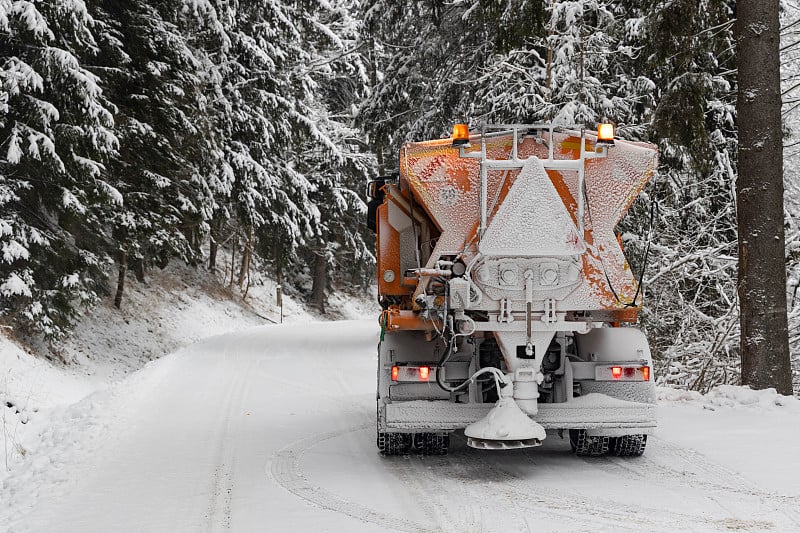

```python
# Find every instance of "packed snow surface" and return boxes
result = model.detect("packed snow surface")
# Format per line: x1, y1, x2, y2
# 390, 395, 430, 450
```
3, 320, 800, 532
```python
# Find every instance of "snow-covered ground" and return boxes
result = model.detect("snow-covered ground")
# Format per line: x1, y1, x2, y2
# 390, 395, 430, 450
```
0, 262, 376, 493
1, 261, 375, 405
2, 319, 799, 532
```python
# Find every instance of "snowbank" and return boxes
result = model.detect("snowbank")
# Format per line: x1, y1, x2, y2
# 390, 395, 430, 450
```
658, 384, 800, 411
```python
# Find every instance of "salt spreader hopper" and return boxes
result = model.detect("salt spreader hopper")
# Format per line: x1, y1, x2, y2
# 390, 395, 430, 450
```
367, 123, 658, 456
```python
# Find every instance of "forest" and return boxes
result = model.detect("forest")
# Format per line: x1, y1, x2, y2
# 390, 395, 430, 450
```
1, 0, 799, 392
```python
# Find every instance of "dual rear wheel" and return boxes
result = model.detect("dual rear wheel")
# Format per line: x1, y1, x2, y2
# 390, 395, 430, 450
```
569, 430, 647, 457
377, 432, 450, 456
377, 430, 645, 456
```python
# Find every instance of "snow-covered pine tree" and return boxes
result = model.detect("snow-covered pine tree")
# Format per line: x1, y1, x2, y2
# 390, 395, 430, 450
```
539, 0, 616, 124
88, 0, 220, 307
296, 0, 375, 309
358, 0, 641, 159
194, 0, 374, 306
201, 0, 320, 289
627, 0, 740, 391
358, 1, 502, 164
1, 0, 119, 337
537, 0, 653, 128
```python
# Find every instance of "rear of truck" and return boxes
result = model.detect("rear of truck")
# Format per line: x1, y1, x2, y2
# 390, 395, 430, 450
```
367, 124, 658, 456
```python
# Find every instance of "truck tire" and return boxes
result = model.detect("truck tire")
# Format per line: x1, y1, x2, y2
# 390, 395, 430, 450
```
413, 433, 449, 455
378, 432, 412, 455
611, 434, 647, 457
569, 429, 609, 457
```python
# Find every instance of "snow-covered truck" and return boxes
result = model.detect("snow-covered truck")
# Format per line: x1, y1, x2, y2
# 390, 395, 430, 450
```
367, 123, 658, 456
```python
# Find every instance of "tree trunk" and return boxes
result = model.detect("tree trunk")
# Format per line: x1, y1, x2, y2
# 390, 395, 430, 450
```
131, 258, 145, 283
114, 250, 126, 309
238, 225, 253, 288
311, 249, 328, 313
735, 0, 793, 394
209, 217, 222, 272
274, 240, 283, 286
545, 15, 554, 100
229, 227, 237, 287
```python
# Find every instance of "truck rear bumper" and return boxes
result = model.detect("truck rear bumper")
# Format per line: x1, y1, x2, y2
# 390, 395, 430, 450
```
383, 393, 657, 434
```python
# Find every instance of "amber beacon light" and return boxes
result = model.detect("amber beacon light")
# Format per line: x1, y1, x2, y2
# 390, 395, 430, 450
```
452, 123, 470, 147
597, 123, 615, 143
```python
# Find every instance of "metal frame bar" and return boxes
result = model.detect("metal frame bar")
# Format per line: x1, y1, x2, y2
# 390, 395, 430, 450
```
384, 399, 657, 432
458, 123, 610, 243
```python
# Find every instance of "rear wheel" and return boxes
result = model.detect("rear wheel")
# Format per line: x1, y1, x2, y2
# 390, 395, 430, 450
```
569, 429, 609, 457
611, 434, 647, 457
377, 432, 412, 455
413, 432, 449, 455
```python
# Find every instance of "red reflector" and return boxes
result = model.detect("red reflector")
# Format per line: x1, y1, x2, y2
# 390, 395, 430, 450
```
391, 366, 399, 381
419, 366, 430, 381
624, 367, 635, 378
611, 366, 623, 379
641, 366, 650, 381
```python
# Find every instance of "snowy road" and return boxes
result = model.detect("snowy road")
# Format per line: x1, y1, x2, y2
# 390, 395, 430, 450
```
3, 320, 800, 532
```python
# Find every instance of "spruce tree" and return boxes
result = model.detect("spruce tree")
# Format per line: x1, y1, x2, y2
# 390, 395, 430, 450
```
630, 0, 740, 390
90, 0, 219, 306
1, 0, 119, 337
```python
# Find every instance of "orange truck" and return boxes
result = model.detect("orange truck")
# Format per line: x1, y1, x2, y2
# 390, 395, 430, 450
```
367, 123, 658, 456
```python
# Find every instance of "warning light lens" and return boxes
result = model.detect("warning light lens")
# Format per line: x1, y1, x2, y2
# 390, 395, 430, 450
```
419, 366, 430, 381
391, 366, 399, 381
596, 364, 650, 381
597, 123, 615, 141
452, 123, 470, 146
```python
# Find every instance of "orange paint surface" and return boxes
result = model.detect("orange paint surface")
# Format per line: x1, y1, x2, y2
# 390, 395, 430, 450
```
376, 203, 403, 295
381, 308, 440, 332
378, 130, 657, 314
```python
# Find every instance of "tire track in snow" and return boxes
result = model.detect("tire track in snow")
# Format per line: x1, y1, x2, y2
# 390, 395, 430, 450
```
461, 444, 749, 532
269, 420, 797, 532
642, 437, 800, 528
565, 437, 794, 531
275, 424, 588, 533
385, 442, 636, 532
269, 424, 437, 533
437, 451, 579, 532
381, 456, 474, 532
207, 353, 255, 532
459, 447, 646, 532
385, 452, 521, 533
208, 466, 234, 532
645, 436, 800, 503
362, 435, 740, 532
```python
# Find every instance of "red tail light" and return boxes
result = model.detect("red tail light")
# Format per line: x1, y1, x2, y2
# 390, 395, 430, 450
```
596, 364, 651, 382
419, 366, 430, 381
390, 365, 436, 382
